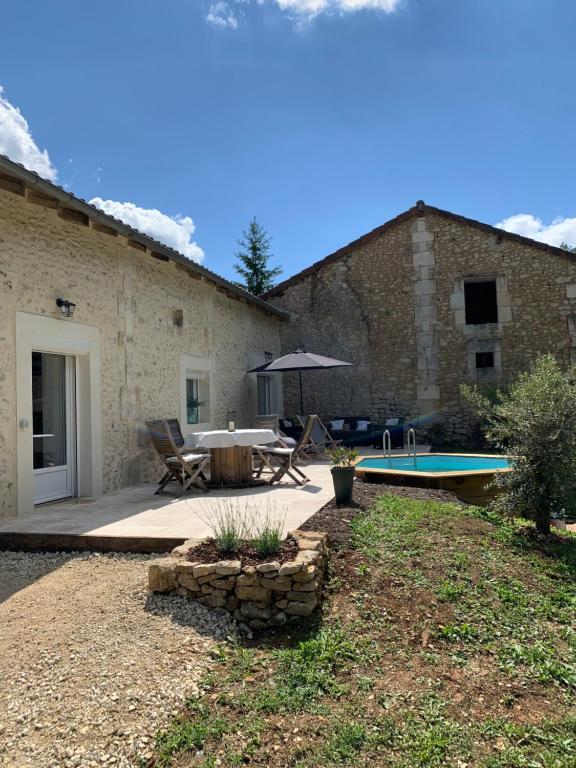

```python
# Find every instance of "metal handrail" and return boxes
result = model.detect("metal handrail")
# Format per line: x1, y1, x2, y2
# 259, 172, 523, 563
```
407, 428, 416, 467
383, 429, 392, 466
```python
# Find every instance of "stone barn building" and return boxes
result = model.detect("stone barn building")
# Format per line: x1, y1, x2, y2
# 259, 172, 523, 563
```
265, 201, 576, 445
0, 155, 285, 517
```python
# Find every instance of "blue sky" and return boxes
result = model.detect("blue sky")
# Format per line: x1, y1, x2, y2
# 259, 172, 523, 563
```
1, 0, 575, 284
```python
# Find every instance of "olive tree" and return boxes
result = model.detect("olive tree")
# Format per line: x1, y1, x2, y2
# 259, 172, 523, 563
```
462, 354, 576, 534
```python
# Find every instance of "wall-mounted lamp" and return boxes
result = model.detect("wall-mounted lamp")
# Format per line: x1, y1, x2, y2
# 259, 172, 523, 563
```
56, 298, 76, 318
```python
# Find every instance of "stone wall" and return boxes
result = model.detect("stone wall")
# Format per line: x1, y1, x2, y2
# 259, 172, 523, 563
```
0, 185, 282, 517
148, 530, 328, 630
268, 207, 576, 446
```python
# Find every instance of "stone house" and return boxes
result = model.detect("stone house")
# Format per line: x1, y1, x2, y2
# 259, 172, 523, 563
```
0, 155, 285, 517
266, 200, 576, 445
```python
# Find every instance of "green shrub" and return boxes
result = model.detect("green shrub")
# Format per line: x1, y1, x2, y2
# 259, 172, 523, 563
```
462, 353, 576, 534
250, 504, 286, 558
328, 446, 358, 467
198, 499, 250, 555
252, 526, 283, 557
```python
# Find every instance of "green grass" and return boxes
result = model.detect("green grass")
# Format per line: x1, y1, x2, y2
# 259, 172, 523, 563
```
152, 493, 576, 767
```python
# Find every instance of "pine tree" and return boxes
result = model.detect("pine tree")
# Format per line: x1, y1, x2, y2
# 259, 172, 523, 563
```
233, 218, 282, 296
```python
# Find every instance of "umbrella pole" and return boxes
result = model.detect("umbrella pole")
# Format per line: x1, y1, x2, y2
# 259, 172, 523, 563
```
299, 370, 304, 415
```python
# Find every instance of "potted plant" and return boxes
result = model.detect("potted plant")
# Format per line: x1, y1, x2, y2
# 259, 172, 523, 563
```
328, 446, 358, 505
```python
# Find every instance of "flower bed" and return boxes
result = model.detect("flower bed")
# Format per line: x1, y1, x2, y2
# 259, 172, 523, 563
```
147, 530, 328, 630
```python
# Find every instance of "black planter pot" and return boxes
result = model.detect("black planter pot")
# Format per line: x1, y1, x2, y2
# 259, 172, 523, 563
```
331, 466, 355, 505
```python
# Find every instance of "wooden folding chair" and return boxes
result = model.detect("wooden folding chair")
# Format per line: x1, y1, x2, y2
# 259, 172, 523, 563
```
254, 413, 297, 448
253, 416, 315, 485
146, 419, 210, 495
296, 414, 341, 459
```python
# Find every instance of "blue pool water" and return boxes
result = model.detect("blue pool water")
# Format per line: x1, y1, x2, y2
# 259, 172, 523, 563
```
357, 454, 510, 474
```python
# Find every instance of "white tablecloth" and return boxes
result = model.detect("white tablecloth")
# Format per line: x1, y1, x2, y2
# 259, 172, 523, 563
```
183, 428, 277, 450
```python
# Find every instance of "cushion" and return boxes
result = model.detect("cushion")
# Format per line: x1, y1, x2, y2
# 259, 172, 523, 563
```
356, 419, 371, 431
166, 453, 209, 464
282, 419, 293, 427
330, 419, 345, 430
385, 418, 400, 426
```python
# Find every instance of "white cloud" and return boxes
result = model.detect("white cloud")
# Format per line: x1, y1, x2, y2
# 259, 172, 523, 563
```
89, 198, 205, 263
273, 0, 401, 13
206, 1, 239, 28
495, 213, 576, 248
0, 85, 207, 264
0, 86, 57, 180
205, 0, 401, 27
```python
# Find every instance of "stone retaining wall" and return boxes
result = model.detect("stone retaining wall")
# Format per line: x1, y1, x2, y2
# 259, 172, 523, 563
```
148, 530, 328, 630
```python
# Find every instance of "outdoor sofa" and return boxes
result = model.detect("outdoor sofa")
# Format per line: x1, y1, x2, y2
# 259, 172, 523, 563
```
279, 416, 405, 449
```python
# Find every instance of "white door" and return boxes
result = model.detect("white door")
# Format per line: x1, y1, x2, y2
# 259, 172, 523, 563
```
32, 352, 76, 504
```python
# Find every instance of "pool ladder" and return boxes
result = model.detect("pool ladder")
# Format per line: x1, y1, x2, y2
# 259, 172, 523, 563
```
383, 427, 417, 467
383, 429, 392, 467
407, 428, 417, 467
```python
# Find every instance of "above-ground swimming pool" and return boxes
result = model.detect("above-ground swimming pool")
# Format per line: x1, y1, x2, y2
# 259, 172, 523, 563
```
355, 453, 511, 504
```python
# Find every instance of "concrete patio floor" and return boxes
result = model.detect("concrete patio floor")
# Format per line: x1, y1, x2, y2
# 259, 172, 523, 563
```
0, 462, 335, 552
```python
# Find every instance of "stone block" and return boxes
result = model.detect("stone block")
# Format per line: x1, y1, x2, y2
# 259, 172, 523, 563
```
148, 558, 178, 592
193, 563, 216, 578
215, 560, 241, 576
287, 590, 318, 602
175, 561, 198, 574
285, 599, 318, 617
236, 585, 272, 603
248, 619, 268, 630
171, 539, 202, 558
292, 564, 317, 582
240, 601, 273, 620
295, 550, 320, 565
260, 576, 292, 592
210, 576, 236, 591
225, 596, 239, 612
198, 572, 223, 585
200, 591, 226, 609
256, 561, 280, 573
178, 572, 201, 592
290, 579, 319, 593
237, 573, 258, 587
278, 561, 302, 576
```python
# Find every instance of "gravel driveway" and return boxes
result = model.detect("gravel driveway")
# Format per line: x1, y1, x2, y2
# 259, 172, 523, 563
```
0, 551, 236, 767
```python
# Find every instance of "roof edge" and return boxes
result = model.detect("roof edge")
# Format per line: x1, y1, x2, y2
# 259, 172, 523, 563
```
264, 202, 576, 298
0, 154, 288, 321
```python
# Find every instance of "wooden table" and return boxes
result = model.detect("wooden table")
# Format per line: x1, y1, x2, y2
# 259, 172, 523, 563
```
209, 445, 254, 486
183, 429, 277, 488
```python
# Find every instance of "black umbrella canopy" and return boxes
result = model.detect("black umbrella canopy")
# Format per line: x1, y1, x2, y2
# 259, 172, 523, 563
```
248, 349, 355, 414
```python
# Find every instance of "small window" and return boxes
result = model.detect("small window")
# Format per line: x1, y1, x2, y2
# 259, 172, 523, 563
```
185, 374, 210, 425
476, 351, 494, 369
257, 374, 273, 415
464, 280, 498, 325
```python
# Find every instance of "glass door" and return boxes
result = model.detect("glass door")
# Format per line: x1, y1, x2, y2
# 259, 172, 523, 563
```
32, 352, 76, 504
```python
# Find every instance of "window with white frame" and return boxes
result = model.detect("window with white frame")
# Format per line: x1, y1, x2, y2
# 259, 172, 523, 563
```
257, 374, 273, 415
180, 356, 212, 430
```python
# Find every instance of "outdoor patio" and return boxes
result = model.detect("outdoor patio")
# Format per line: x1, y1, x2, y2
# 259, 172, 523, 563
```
0, 461, 336, 552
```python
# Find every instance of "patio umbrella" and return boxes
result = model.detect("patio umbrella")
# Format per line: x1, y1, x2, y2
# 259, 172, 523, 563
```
248, 349, 355, 415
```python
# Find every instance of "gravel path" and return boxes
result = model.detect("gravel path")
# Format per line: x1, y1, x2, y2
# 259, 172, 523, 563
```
0, 551, 236, 767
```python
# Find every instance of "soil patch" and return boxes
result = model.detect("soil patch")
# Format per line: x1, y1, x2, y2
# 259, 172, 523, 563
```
186, 535, 299, 566
300, 478, 463, 547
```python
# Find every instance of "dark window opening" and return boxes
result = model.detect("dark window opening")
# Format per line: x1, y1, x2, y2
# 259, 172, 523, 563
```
464, 280, 498, 325
476, 351, 494, 369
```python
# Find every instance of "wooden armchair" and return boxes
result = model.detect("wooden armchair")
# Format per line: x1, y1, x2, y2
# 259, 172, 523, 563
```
146, 419, 210, 495
253, 415, 315, 486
